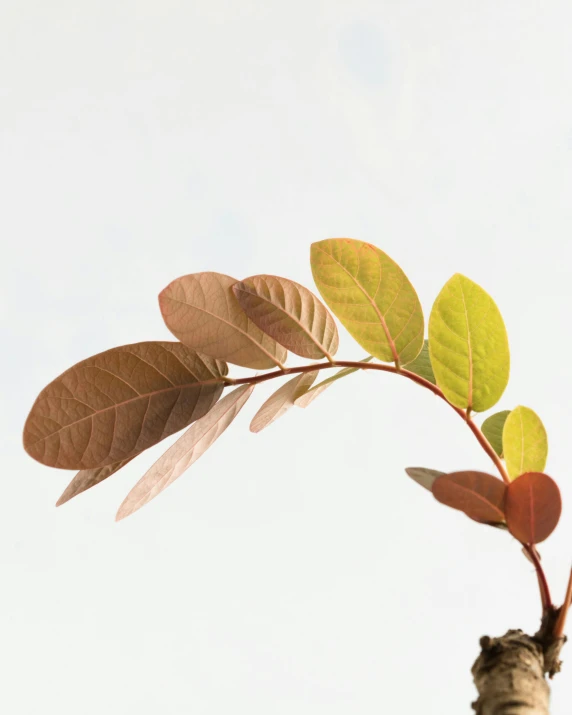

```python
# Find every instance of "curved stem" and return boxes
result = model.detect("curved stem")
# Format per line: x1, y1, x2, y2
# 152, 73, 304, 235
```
230, 357, 549, 613
464, 417, 511, 485
231, 360, 509, 480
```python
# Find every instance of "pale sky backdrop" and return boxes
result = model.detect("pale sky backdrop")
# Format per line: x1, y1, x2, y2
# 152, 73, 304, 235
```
2, 1, 572, 713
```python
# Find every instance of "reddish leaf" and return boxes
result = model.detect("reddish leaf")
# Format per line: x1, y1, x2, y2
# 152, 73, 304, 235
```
432, 471, 506, 524
505, 472, 562, 544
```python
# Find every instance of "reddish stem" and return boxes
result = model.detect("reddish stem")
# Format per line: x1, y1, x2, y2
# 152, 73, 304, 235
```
229, 357, 549, 613
464, 418, 511, 485
554, 567, 572, 638
523, 545, 553, 611
231, 361, 509, 481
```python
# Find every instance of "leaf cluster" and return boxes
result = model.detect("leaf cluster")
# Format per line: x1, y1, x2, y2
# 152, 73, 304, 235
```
22, 238, 562, 550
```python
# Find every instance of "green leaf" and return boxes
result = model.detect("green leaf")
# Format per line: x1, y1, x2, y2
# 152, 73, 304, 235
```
250, 371, 318, 432
294, 356, 373, 408
232, 275, 339, 360
502, 406, 548, 480
428, 274, 510, 412
481, 410, 511, 457
310, 239, 424, 365
402, 340, 435, 384
116, 385, 254, 521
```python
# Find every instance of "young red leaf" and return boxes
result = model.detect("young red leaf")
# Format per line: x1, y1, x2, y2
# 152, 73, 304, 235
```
505, 472, 562, 544
432, 471, 506, 524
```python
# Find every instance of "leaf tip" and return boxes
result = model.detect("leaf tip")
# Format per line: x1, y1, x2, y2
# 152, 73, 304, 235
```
115, 507, 128, 522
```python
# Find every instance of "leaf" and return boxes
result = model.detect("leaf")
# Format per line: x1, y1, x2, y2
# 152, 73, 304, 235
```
116, 385, 254, 521
250, 371, 318, 432
294, 356, 373, 408
56, 458, 134, 506
232, 275, 339, 360
428, 274, 510, 412
310, 239, 424, 365
481, 410, 511, 457
505, 472, 561, 544
405, 467, 445, 492
402, 340, 435, 384
23, 342, 228, 470
159, 272, 287, 369
432, 471, 506, 524
502, 406, 548, 480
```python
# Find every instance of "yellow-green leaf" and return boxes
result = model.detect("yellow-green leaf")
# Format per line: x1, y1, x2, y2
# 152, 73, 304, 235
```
481, 410, 511, 458
294, 356, 373, 408
428, 274, 509, 412
502, 406, 548, 480
310, 239, 424, 365
403, 340, 435, 384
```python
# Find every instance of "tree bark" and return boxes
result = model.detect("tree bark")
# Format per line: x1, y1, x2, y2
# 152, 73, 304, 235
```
472, 617, 566, 715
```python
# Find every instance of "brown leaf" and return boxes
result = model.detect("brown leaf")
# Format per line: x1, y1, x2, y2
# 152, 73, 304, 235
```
116, 384, 254, 521
505, 472, 562, 544
405, 467, 445, 492
432, 471, 506, 524
159, 272, 287, 369
232, 275, 339, 360
56, 458, 134, 506
250, 371, 318, 433
23, 342, 228, 470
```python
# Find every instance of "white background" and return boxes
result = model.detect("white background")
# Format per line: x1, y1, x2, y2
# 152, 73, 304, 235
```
2, 1, 572, 712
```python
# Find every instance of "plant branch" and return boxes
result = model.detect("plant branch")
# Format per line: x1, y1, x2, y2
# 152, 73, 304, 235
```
229, 359, 508, 481
554, 567, 572, 638
464, 417, 511, 485
523, 545, 553, 611
229, 357, 550, 615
